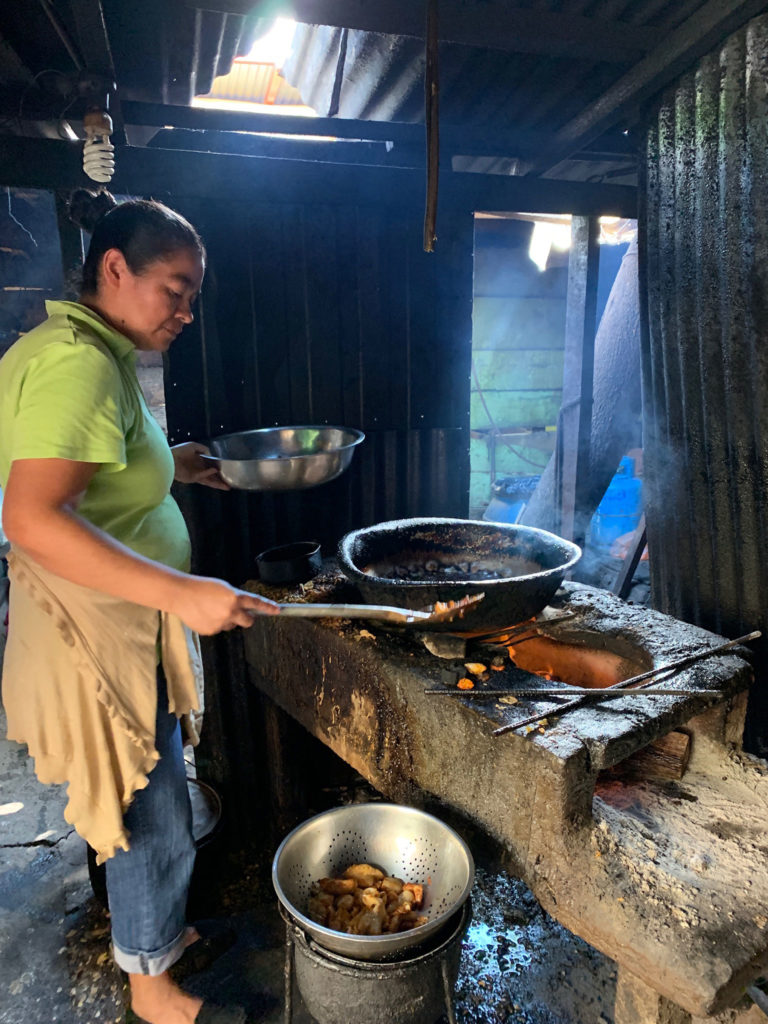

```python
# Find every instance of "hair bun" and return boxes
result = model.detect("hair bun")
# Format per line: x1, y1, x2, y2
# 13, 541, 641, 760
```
68, 189, 118, 234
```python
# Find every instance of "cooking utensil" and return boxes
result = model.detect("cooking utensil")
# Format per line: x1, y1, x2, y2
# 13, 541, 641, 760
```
425, 687, 723, 699
257, 540, 323, 585
492, 630, 761, 737
338, 518, 581, 633
202, 425, 364, 491
275, 593, 484, 626
272, 802, 475, 960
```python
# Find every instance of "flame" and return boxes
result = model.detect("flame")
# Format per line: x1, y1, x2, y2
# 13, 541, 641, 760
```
507, 649, 561, 683
455, 617, 536, 642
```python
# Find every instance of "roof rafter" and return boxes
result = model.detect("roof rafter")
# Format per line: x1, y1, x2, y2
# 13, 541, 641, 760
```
120, 100, 638, 163
0, 134, 638, 218
526, 0, 768, 176
65, 0, 126, 144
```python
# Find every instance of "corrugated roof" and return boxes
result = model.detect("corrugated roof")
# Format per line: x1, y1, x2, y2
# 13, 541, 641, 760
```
280, 0, 711, 133
0, 0, 743, 186
203, 60, 303, 107
0, 1, 258, 110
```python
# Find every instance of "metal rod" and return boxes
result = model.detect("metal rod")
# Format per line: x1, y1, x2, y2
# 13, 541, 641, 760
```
284, 924, 293, 1024
746, 984, 768, 1017
600, 631, 761, 689
425, 687, 723, 699
462, 611, 577, 643
492, 630, 761, 737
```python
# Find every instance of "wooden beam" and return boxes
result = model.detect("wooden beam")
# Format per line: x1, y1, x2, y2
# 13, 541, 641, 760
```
66, 0, 126, 146
557, 216, 600, 545
613, 515, 647, 600
142, 125, 632, 174
0, 136, 638, 217
528, 0, 768, 175
120, 100, 638, 163
0, 30, 36, 85
53, 191, 83, 296
190, 0, 662, 63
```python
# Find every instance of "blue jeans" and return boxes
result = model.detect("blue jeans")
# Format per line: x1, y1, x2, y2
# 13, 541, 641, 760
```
106, 670, 196, 975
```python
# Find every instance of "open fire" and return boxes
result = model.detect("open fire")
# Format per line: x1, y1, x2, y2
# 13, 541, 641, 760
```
459, 619, 651, 689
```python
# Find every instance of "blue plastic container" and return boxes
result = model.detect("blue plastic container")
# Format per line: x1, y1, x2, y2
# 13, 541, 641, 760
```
590, 456, 642, 548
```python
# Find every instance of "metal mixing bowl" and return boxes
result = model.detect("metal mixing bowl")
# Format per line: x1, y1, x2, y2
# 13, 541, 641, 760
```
272, 803, 475, 960
202, 425, 364, 491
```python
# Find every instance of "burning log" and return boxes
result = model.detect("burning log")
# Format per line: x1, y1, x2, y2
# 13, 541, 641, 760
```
601, 730, 691, 782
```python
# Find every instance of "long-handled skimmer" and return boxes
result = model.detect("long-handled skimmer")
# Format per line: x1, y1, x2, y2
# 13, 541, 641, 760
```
274, 593, 485, 626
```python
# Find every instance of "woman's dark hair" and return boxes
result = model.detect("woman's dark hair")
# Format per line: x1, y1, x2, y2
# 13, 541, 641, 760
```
68, 189, 205, 294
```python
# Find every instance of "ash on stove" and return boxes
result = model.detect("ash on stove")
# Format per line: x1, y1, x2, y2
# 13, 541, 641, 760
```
455, 868, 616, 1024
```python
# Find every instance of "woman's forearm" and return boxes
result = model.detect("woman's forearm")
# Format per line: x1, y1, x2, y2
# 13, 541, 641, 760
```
8, 504, 188, 612
2, 458, 278, 633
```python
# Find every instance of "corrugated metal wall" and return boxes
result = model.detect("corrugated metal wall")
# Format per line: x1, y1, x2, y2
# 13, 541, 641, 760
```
165, 192, 474, 583
640, 12, 768, 755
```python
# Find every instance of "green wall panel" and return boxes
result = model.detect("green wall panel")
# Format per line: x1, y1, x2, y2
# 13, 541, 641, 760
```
470, 389, 562, 430
470, 434, 555, 474
472, 297, 566, 351
470, 470, 494, 509
472, 348, 564, 391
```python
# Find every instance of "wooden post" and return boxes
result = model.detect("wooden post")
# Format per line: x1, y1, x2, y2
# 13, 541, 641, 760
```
53, 191, 83, 298
557, 214, 599, 544
613, 514, 647, 599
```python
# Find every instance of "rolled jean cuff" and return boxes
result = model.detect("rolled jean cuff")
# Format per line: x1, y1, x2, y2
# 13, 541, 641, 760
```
112, 926, 188, 976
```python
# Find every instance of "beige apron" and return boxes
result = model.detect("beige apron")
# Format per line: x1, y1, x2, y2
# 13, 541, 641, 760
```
2, 550, 204, 864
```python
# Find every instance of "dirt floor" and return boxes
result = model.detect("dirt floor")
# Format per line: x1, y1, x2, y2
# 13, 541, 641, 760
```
0, 703, 764, 1024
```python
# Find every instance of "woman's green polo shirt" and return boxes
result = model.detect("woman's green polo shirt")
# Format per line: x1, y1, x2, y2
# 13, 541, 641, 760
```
0, 301, 191, 572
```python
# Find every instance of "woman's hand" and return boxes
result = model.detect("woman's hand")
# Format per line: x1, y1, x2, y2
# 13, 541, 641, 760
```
171, 442, 230, 490
171, 576, 280, 635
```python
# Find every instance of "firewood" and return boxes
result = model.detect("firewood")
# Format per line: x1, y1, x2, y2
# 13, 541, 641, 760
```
604, 730, 691, 782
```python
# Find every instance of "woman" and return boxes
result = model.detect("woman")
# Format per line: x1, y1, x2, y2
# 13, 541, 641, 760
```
0, 189, 276, 1024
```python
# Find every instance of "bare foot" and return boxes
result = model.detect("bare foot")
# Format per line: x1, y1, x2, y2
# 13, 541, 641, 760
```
130, 971, 203, 1024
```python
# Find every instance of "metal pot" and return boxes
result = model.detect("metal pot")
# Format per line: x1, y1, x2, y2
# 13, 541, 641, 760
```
285, 900, 471, 1024
272, 803, 474, 961
256, 540, 323, 585
338, 518, 581, 632
201, 425, 364, 491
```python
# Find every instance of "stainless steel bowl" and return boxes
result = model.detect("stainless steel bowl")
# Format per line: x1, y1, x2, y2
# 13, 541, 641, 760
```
202, 425, 364, 491
272, 803, 475, 960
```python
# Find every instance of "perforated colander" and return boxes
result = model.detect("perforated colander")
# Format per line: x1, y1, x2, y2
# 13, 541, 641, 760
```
272, 803, 475, 960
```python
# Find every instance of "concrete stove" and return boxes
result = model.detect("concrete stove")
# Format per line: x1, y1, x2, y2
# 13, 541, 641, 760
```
243, 577, 768, 1021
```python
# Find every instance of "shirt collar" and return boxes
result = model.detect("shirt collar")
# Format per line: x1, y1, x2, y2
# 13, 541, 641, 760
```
45, 300, 137, 361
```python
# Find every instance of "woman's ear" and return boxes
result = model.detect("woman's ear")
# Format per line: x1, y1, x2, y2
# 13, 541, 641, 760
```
100, 248, 130, 291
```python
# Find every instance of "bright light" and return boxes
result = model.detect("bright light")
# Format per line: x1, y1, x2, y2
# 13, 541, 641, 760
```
246, 17, 297, 68
191, 96, 318, 117
529, 220, 572, 272
521, 214, 637, 271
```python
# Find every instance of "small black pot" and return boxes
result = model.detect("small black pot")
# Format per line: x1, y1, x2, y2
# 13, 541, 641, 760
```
257, 540, 323, 585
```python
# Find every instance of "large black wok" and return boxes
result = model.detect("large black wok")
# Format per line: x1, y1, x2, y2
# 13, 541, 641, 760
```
338, 518, 582, 633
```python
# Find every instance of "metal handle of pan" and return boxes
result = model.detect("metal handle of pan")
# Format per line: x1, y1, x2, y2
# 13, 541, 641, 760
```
276, 602, 432, 624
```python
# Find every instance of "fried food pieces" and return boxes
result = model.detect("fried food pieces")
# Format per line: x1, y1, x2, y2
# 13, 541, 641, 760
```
308, 863, 428, 936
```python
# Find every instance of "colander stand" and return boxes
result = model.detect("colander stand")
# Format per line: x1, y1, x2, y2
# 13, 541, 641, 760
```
280, 901, 470, 1024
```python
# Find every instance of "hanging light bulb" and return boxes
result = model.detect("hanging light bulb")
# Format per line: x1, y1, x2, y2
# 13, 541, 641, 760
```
83, 109, 115, 183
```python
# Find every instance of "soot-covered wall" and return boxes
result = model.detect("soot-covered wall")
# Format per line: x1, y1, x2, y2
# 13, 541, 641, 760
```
640, 13, 768, 755
165, 192, 474, 582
